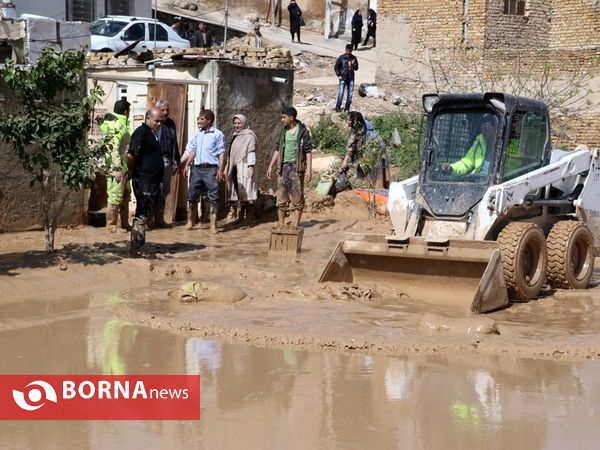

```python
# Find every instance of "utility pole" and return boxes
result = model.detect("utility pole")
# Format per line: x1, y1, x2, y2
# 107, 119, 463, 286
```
324, 0, 332, 40
153, 0, 158, 56
223, 0, 229, 51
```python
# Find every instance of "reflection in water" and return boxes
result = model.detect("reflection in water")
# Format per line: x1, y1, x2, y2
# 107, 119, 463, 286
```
186, 339, 223, 373
1, 298, 600, 449
384, 359, 416, 401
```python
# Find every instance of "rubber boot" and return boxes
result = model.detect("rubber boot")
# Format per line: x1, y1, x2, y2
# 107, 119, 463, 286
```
186, 202, 198, 230
106, 205, 119, 232
229, 203, 239, 223
130, 217, 146, 254
154, 208, 171, 229
199, 200, 210, 229
119, 203, 131, 232
210, 213, 218, 234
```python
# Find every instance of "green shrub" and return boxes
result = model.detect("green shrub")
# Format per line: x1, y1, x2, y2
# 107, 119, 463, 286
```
370, 112, 421, 181
310, 114, 348, 157
309, 111, 423, 182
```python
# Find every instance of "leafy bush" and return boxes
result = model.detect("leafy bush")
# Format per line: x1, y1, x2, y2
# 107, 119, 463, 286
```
370, 112, 421, 181
310, 114, 348, 157
310, 111, 422, 181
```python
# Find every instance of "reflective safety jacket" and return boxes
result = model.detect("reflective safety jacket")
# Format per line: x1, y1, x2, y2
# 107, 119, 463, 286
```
100, 112, 131, 171
450, 134, 487, 175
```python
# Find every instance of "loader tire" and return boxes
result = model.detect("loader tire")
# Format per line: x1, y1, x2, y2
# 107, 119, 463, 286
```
498, 222, 547, 300
546, 221, 594, 290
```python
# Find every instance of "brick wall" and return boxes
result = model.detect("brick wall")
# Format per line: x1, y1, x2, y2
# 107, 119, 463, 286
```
550, 0, 600, 49
377, 0, 600, 148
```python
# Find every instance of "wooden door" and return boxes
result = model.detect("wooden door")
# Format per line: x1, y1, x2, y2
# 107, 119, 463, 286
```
147, 83, 187, 222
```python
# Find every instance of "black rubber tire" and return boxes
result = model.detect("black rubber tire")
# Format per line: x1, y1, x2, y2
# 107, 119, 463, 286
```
546, 220, 594, 289
497, 222, 548, 300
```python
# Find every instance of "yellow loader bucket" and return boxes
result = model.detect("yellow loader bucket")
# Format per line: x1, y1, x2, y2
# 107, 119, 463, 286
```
319, 235, 509, 313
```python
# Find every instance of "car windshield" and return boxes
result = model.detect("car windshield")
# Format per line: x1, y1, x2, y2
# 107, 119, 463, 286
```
426, 110, 498, 184
91, 20, 128, 37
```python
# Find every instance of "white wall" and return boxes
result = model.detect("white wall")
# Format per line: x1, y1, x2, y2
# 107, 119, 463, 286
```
14, 0, 152, 21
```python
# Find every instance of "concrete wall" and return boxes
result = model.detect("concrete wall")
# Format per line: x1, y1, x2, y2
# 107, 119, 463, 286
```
14, 0, 152, 21
376, 0, 600, 148
214, 61, 294, 192
0, 81, 86, 232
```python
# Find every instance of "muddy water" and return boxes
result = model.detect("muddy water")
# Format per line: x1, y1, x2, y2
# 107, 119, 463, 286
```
1, 297, 600, 449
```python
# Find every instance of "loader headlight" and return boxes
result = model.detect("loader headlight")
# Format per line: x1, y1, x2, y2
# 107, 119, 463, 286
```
422, 94, 440, 113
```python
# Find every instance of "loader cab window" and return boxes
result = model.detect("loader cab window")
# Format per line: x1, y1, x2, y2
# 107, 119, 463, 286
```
501, 110, 547, 182
428, 110, 498, 183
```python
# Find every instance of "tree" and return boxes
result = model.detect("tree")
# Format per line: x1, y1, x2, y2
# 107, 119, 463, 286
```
0, 48, 106, 252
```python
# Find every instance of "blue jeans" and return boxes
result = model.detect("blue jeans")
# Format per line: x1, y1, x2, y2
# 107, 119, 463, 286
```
335, 79, 354, 112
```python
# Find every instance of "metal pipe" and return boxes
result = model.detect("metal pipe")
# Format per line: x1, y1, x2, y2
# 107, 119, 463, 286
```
153, 0, 157, 57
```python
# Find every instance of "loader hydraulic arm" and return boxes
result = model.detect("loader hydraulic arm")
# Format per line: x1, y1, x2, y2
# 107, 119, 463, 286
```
488, 149, 597, 215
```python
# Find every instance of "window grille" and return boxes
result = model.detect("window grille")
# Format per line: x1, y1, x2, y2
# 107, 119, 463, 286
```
504, 0, 526, 15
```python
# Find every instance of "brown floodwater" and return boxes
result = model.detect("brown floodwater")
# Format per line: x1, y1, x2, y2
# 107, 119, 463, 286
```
1, 295, 600, 449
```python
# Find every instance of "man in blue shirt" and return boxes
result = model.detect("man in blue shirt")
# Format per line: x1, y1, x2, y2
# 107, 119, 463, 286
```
185, 109, 225, 233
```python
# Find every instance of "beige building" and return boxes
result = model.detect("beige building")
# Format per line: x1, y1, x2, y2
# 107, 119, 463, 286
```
376, 0, 600, 147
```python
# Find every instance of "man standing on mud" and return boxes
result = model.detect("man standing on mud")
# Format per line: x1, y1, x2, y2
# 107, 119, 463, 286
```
266, 106, 313, 229
127, 108, 164, 252
154, 99, 180, 228
185, 109, 225, 234
100, 99, 132, 233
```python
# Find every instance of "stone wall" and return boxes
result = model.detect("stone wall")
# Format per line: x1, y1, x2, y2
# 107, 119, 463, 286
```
215, 61, 294, 192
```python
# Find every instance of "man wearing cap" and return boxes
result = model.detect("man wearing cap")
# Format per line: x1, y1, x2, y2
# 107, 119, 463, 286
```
440, 113, 498, 176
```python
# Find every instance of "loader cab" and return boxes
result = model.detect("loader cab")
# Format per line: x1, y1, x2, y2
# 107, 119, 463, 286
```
418, 93, 550, 219
419, 104, 500, 218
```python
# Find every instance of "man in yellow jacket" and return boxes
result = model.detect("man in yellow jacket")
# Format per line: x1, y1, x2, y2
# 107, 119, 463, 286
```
100, 100, 132, 232
441, 114, 497, 176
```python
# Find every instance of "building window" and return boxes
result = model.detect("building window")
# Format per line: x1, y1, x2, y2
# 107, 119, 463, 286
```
106, 0, 132, 17
67, 0, 94, 22
504, 0, 526, 15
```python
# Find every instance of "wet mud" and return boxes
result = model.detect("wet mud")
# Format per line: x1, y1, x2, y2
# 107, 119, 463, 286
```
2, 190, 600, 363
2, 297, 600, 449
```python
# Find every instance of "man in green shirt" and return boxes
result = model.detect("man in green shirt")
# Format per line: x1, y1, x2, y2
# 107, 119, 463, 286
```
267, 107, 313, 228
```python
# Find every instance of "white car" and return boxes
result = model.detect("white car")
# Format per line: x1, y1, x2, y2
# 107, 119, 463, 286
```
90, 16, 190, 52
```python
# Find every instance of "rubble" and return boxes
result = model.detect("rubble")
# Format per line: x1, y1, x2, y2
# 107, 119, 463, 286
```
85, 44, 293, 69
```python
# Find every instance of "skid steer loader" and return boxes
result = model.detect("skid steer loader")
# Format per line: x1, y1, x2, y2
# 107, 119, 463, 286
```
320, 92, 600, 313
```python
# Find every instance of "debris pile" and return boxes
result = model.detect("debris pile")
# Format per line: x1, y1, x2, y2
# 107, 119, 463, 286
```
85, 45, 293, 69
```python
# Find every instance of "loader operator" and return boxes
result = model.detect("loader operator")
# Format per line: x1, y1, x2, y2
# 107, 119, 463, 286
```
440, 113, 497, 176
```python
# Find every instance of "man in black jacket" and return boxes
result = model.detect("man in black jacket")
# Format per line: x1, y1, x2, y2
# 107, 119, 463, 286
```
154, 99, 180, 227
191, 21, 214, 48
127, 108, 164, 252
334, 44, 359, 112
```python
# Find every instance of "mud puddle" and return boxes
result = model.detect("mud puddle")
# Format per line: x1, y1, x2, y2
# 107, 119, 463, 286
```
1, 296, 600, 449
